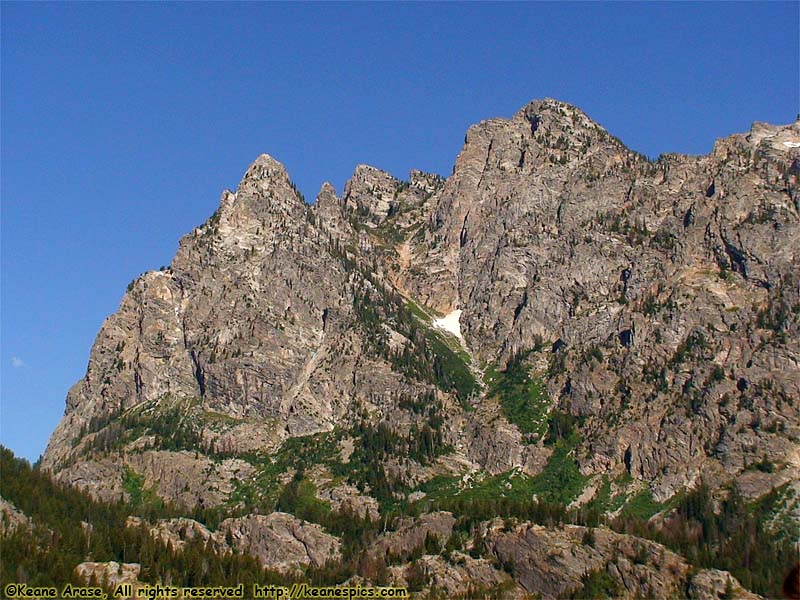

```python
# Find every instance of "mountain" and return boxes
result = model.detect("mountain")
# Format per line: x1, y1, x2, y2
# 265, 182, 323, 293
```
8, 99, 799, 598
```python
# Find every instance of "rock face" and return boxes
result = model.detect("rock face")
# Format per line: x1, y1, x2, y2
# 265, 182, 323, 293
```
74, 561, 141, 591
0, 497, 30, 534
386, 99, 800, 500
125, 512, 341, 573
342, 165, 401, 226
399, 553, 521, 599
55, 447, 256, 506
39, 99, 799, 597
218, 513, 341, 573
687, 568, 763, 600
41, 154, 442, 505
44, 154, 358, 470
368, 512, 456, 561
125, 516, 229, 555
486, 521, 758, 600
315, 481, 380, 521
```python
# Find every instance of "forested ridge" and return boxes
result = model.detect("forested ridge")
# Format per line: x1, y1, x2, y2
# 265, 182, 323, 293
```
2, 443, 796, 598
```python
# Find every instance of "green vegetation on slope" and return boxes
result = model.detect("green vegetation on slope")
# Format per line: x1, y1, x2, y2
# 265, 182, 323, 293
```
613, 481, 798, 598
353, 282, 478, 404
232, 393, 452, 517
416, 432, 587, 508
230, 430, 341, 513
620, 488, 666, 521
1, 443, 796, 598
585, 474, 636, 515
569, 567, 623, 599
81, 396, 218, 457
527, 434, 588, 505
0, 446, 289, 590
486, 350, 550, 437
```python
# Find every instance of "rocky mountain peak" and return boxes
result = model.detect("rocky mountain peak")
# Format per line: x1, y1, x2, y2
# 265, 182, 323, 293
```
519, 98, 625, 156
315, 181, 339, 205
521, 97, 595, 121
240, 153, 291, 185
342, 164, 400, 225
311, 181, 348, 231
234, 153, 307, 216
450, 98, 628, 190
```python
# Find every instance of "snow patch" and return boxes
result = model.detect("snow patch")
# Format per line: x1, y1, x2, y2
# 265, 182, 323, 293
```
434, 309, 463, 340
783, 141, 800, 148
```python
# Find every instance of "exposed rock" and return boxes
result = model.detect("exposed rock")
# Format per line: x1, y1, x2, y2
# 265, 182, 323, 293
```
51, 459, 125, 503
219, 512, 340, 573
462, 400, 553, 476
688, 568, 763, 600
404, 552, 522, 598
486, 521, 734, 599
0, 497, 30, 534
126, 512, 342, 575
44, 101, 800, 512
315, 481, 379, 522
384, 99, 800, 501
342, 165, 400, 226
369, 512, 456, 561
125, 516, 228, 555
53, 451, 255, 507
74, 561, 141, 592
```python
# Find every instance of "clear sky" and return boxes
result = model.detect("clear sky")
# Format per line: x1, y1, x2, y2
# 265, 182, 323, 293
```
2, 2, 798, 462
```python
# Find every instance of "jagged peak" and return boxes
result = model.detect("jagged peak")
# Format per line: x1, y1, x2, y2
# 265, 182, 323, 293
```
350, 163, 394, 178
526, 97, 584, 113
318, 181, 338, 196
237, 153, 292, 191
340, 164, 401, 225
343, 163, 399, 200
347, 163, 399, 185
247, 152, 288, 174
219, 189, 236, 210
516, 98, 607, 135
234, 153, 308, 210
460, 98, 609, 153
452, 98, 627, 179
315, 182, 340, 207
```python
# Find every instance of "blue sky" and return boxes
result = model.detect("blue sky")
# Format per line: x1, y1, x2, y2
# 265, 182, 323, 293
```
2, 2, 798, 462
